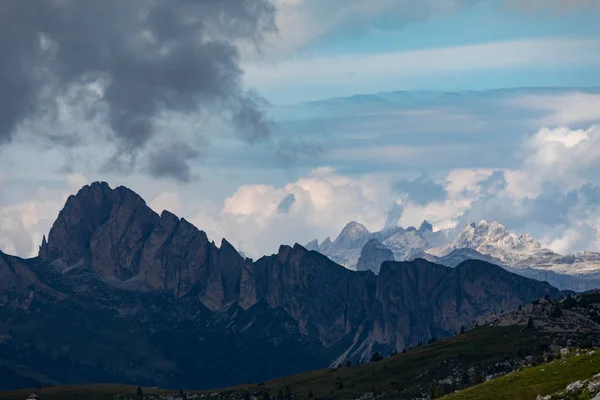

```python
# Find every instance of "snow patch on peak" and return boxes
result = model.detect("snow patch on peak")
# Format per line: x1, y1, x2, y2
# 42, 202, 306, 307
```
427, 220, 545, 265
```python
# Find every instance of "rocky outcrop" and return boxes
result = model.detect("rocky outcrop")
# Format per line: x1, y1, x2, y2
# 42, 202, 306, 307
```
366, 258, 559, 352
356, 239, 394, 273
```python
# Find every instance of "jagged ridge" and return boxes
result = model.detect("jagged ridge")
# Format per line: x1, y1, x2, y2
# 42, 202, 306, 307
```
0, 182, 561, 390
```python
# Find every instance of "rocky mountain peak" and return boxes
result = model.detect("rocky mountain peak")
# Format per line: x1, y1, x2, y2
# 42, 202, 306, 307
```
40, 181, 155, 265
38, 234, 49, 259
305, 239, 320, 251
418, 220, 433, 234
330, 221, 371, 250
427, 220, 546, 265
35, 182, 252, 305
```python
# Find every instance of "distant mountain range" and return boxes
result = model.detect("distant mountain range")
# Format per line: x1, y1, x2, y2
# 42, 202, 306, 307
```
307, 220, 600, 291
0, 182, 559, 390
306, 220, 445, 268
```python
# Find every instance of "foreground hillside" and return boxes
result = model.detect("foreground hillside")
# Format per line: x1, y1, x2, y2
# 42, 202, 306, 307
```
2, 291, 599, 400
0, 326, 554, 400
442, 350, 600, 400
0, 182, 560, 390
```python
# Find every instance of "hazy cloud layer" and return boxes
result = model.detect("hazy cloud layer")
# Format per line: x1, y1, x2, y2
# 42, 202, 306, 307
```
253, 0, 600, 59
0, 0, 276, 181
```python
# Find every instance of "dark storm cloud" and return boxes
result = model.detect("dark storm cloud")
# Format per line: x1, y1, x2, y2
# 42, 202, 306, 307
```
0, 0, 276, 180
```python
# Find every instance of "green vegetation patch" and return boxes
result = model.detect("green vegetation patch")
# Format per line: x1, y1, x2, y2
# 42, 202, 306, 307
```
441, 350, 600, 400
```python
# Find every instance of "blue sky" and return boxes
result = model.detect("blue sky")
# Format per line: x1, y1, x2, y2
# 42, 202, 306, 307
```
2, 0, 600, 259
245, 0, 600, 103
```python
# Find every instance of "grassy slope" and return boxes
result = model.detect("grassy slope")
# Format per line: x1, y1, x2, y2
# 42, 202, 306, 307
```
441, 351, 600, 400
0, 325, 551, 400
247, 325, 549, 400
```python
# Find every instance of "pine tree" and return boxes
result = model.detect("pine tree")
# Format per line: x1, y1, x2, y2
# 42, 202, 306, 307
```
370, 352, 383, 362
345, 360, 352, 368
285, 386, 291, 400
278, 389, 285, 400
137, 387, 144, 398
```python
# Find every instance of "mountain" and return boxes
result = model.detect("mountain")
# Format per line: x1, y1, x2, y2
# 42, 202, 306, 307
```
307, 220, 445, 269
356, 239, 394, 273
417, 220, 446, 248
317, 221, 371, 268
329, 221, 372, 250
427, 220, 547, 265
0, 182, 561, 390
427, 221, 600, 291
383, 229, 429, 261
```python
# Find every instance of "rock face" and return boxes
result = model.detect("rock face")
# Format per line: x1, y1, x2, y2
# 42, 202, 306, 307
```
0, 182, 561, 391
39, 182, 247, 309
356, 239, 394, 273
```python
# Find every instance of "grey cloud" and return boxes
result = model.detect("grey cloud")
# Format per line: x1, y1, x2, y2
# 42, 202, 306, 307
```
0, 0, 276, 180
478, 170, 507, 192
277, 193, 296, 214
454, 173, 600, 245
146, 142, 200, 183
580, 183, 600, 205
393, 174, 448, 205
384, 202, 404, 228
0, 213, 33, 257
